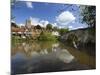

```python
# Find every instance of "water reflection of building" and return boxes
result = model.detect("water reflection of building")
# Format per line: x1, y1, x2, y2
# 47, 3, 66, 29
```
11, 42, 74, 63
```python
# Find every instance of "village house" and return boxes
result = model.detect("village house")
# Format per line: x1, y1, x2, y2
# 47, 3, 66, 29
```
12, 18, 34, 36
11, 17, 59, 39
52, 31, 60, 36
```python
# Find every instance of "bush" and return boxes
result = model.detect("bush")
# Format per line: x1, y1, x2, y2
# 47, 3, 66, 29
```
38, 31, 58, 41
58, 28, 69, 35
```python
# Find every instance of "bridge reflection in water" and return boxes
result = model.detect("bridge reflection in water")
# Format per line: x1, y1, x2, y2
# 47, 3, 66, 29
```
11, 41, 95, 74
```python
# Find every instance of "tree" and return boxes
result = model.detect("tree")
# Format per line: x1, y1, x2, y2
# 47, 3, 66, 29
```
38, 31, 57, 41
80, 6, 96, 28
11, 0, 14, 5
11, 15, 15, 20
11, 0, 16, 21
35, 25, 42, 29
11, 22, 19, 28
53, 26, 58, 31
46, 24, 52, 30
11, 0, 22, 9
11, 0, 16, 8
58, 28, 69, 35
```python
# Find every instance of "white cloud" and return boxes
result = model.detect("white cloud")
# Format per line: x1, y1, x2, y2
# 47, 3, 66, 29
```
26, 2, 33, 8
40, 20, 49, 27
18, 23, 25, 27
11, 20, 15, 23
76, 26, 85, 29
29, 17, 50, 27
68, 26, 73, 29
57, 25, 67, 29
30, 17, 40, 26
56, 11, 76, 26
68, 25, 86, 30
52, 23, 57, 27
19, 23, 24, 26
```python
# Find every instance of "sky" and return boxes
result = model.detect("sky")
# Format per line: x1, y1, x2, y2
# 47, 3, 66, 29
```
11, 1, 88, 30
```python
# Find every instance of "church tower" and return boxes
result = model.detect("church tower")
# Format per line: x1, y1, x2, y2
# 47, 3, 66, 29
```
26, 17, 32, 28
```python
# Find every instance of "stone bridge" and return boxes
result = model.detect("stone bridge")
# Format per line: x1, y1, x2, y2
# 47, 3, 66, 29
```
61, 28, 95, 44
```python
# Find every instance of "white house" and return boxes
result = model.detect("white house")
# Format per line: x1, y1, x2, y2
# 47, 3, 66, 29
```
52, 31, 60, 36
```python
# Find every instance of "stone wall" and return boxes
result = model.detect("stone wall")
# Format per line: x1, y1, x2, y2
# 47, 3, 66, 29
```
60, 28, 96, 49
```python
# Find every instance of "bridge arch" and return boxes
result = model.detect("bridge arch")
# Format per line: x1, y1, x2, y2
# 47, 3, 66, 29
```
66, 33, 79, 46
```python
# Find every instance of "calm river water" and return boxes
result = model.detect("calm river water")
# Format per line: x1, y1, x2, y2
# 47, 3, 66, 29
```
11, 41, 95, 75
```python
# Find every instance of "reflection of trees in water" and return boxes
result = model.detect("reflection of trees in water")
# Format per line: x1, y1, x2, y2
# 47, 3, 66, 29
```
11, 41, 95, 74
12, 41, 75, 64
11, 42, 61, 57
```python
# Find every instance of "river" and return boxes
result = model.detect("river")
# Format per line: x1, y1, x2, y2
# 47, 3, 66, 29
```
11, 41, 95, 75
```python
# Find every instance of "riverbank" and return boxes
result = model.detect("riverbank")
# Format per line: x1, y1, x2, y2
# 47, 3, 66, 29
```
11, 31, 59, 43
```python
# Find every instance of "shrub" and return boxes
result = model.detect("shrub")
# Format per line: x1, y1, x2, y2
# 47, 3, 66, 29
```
38, 31, 57, 41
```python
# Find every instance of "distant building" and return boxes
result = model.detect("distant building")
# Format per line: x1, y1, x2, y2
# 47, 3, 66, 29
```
52, 31, 60, 36
11, 17, 60, 39
25, 17, 33, 29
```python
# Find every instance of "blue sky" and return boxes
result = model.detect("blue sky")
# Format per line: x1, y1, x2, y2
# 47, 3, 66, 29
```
11, 1, 88, 30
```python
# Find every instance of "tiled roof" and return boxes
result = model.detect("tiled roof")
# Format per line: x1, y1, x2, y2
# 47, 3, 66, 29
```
11, 27, 25, 32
